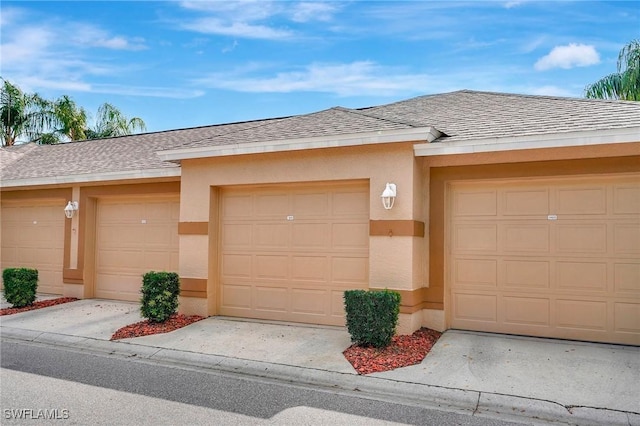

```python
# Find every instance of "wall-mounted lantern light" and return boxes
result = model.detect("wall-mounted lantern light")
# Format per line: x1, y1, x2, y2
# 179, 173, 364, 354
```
64, 201, 78, 219
381, 183, 397, 210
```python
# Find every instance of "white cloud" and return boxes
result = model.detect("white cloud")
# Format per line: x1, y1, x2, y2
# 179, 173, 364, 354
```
70, 24, 147, 50
181, 17, 293, 39
289, 2, 338, 22
0, 11, 181, 100
193, 61, 437, 96
534, 43, 600, 71
528, 85, 575, 97
91, 84, 205, 99
177, 1, 339, 39
504, 1, 526, 9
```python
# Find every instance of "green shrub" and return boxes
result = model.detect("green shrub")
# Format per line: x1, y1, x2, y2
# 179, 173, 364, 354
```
2, 268, 39, 308
140, 271, 180, 323
343, 289, 401, 348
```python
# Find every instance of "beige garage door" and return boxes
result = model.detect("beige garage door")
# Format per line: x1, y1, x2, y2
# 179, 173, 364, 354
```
449, 174, 640, 345
220, 181, 369, 326
1, 201, 65, 295
95, 196, 179, 301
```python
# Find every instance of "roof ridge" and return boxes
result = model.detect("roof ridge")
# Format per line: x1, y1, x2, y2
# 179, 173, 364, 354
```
453, 89, 640, 105
332, 105, 428, 129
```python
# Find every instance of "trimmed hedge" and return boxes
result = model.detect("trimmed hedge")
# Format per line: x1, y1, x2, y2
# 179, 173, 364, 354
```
140, 271, 180, 323
344, 289, 401, 348
2, 268, 39, 308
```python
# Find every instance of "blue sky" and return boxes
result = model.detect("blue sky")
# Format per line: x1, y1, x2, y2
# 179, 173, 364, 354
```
1, 1, 638, 133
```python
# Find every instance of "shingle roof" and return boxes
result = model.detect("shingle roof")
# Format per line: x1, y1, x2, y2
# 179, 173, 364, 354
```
177, 106, 414, 149
2, 90, 639, 184
365, 90, 640, 142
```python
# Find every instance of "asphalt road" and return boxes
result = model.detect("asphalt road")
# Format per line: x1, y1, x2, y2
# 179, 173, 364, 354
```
0, 339, 520, 425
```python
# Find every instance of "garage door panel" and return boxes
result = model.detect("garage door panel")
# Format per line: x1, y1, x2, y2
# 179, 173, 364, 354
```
614, 303, 640, 334
255, 287, 288, 312
223, 195, 253, 217
332, 256, 368, 284
332, 191, 369, 216
98, 249, 144, 270
256, 193, 289, 217
293, 193, 329, 216
219, 182, 368, 326
222, 284, 252, 309
555, 300, 607, 331
1, 202, 64, 295
95, 274, 144, 301
502, 224, 549, 252
556, 261, 607, 292
453, 293, 497, 322
555, 224, 607, 254
556, 186, 607, 215
453, 190, 497, 217
292, 256, 327, 281
503, 260, 550, 289
255, 224, 290, 248
454, 258, 497, 287
614, 263, 640, 293
502, 296, 550, 326
332, 223, 369, 249
222, 224, 252, 247
613, 224, 640, 254
256, 255, 289, 279
614, 185, 640, 215
144, 226, 176, 246
95, 197, 179, 301
453, 224, 497, 252
331, 290, 347, 317
292, 223, 330, 248
291, 288, 327, 315
450, 175, 640, 345
503, 189, 549, 216
222, 254, 252, 278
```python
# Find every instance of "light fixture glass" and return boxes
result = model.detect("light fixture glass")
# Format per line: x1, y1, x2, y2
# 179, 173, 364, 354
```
64, 201, 78, 219
381, 183, 397, 210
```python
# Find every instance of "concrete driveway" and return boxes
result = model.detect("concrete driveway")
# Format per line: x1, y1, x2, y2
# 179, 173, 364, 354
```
372, 330, 640, 414
1, 298, 142, 340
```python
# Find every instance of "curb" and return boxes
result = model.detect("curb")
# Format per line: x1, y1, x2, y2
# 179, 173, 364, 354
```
2, 326, 637, 426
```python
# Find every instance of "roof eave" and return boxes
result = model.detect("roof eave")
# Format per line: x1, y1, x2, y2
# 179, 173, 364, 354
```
157, 127, 441, 162
413, 127, 640, 157
0, 167, 181, 189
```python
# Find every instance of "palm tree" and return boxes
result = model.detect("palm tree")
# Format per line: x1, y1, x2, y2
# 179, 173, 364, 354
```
39, 95, 88, 144
1, 79, 146, 145
585, 40, 640, 101
88, 103, 146, 139
0, 79, 52, 146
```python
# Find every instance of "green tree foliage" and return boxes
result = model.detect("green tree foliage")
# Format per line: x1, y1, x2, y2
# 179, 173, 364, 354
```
1, 79, 51, 146
0, 78, 147, 146
585, 40, 640, 101
89, 102, 146, 139
39, 95, 88, 144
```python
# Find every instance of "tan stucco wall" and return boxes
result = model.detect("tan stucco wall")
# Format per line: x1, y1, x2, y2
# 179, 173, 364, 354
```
177, 143, 426, 317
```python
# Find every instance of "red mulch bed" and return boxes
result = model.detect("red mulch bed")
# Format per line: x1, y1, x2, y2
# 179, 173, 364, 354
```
110, 314, 205, 340
343, 327, 442, 375
0, 297, 79, 316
